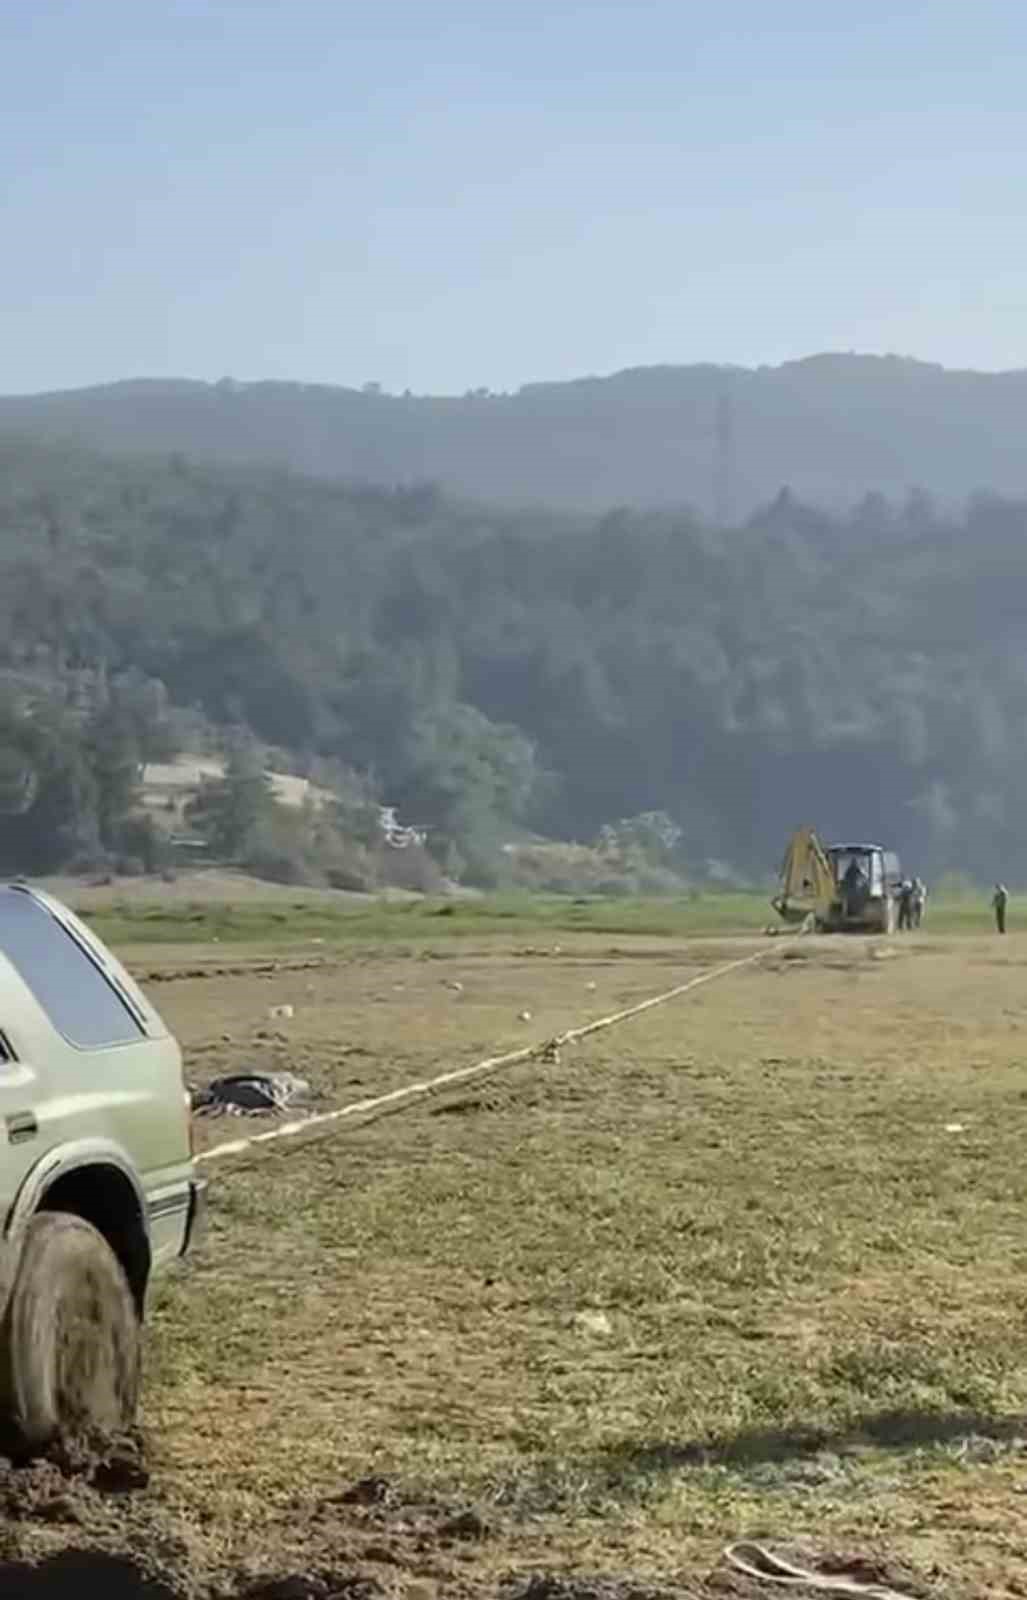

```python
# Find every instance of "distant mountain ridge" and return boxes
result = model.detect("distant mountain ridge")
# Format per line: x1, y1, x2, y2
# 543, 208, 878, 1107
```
3, 353, 1027, 515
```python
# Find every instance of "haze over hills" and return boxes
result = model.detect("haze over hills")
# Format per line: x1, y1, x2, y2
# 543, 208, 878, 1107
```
1, 426, 1027, 886
4, 353, 1027, 515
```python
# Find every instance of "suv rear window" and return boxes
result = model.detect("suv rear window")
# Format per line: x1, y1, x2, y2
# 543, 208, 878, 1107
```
0, 889, 144, 1049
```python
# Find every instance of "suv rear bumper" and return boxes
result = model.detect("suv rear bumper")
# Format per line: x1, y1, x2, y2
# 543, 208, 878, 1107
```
182, 1176, 208, 1255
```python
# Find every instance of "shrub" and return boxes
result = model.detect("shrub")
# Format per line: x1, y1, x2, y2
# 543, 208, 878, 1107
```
115, 815, 169, 874
322, 841, 379, 892
242, 839, 312, 886
380, 842, 446, 894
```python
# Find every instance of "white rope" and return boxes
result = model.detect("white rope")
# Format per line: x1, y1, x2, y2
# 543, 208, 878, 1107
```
197, 946, 769, 1167
724, 1542, 914, 1598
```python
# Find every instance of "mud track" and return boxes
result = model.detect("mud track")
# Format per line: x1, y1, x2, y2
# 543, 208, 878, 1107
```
0, 1445, 945, 1599
139, 958, 338, 985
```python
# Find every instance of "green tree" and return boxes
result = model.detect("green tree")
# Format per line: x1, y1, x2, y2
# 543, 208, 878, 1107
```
0, 697, 98, 874
86, 704, 142, 851
394, 704, 538, 870
597, 812, 684, 875
186, 742, 276, 858
0, 747, 38, 817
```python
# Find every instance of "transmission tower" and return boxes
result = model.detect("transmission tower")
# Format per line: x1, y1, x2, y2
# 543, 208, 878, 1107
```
713, 393, 735, 528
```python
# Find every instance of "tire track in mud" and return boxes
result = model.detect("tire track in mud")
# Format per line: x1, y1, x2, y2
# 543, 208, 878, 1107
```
137, 957, 338, 985
3, 1446, 907, 1598
133, 940, 761, 986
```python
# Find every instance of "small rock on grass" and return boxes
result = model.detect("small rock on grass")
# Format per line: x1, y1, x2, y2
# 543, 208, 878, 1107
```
573, 1310, 612, 1337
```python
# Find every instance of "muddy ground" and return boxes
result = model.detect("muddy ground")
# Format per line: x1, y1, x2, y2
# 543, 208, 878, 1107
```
0, 1445, 945, 1598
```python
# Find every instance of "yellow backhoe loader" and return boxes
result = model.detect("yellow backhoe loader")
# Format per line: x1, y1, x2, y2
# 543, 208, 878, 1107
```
772, 826, 901, 934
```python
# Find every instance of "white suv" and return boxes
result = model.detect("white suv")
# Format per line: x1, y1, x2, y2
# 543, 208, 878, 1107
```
0, 884, 204, 1453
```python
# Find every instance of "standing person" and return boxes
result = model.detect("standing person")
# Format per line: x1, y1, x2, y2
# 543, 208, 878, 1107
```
897, 879, 914, 931
841, 856, 866, 919
912, 877, 927, 929
993, 882, 1009, 934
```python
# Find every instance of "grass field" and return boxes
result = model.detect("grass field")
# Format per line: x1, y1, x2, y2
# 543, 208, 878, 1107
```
55, 877, 1013, 949
4, 888, 1027, 1596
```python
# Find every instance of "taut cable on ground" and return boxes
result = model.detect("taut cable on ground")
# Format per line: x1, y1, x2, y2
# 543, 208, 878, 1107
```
196, 944, 777, 1169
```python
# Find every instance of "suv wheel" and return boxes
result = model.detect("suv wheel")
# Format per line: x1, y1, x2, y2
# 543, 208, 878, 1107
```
0, 1213, 140, 1454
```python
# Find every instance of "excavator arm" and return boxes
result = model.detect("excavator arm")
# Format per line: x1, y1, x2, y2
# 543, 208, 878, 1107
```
771, 825, 836, 924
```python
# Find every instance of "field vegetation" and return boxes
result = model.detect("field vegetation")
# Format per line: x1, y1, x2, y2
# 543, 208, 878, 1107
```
3, 900, 1023, 1596
64, 883, 1009, 951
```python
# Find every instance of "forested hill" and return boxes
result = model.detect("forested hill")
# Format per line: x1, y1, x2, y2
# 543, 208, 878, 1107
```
1, 432, 1025, 883
5, 354, 1027, 515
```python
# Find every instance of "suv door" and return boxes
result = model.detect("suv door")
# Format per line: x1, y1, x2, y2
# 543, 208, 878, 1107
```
0, 1016, 47, 1217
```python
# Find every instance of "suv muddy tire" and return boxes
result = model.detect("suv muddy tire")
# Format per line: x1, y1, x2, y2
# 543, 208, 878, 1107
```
0, 1213, 140, 1454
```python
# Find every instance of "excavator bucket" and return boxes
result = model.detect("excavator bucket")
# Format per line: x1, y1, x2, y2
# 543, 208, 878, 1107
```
771, 825, 836, 925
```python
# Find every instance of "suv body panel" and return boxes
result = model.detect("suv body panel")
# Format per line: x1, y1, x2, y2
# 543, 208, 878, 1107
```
0, 887, 199, 1283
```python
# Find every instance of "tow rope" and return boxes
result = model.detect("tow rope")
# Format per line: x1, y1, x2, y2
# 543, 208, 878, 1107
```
197, 944, 773, 1168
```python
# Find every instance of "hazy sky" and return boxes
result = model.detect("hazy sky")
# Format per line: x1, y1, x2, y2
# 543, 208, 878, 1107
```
4, 1, 1024, 394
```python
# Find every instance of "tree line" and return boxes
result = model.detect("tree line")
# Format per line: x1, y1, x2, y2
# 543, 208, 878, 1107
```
0, 432, 1025, 884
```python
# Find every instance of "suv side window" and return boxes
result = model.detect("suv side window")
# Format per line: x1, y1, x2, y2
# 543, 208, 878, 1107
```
0, 889, 144, 1049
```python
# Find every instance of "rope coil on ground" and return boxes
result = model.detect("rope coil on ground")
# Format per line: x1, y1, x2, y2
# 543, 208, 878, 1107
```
724, 1541, 914, 1597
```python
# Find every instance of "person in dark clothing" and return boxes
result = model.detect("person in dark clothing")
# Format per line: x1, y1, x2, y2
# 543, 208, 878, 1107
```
993, 883, 1009, 934
840, 856, 868, 920
897, 879, 914, 931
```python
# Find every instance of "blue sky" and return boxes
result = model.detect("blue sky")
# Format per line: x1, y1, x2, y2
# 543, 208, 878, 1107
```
3, 1, 1024, 393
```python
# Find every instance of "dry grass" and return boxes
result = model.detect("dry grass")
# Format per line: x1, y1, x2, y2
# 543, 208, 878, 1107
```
147, 934, 1027, 1592
9, 925, 1027, 1595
